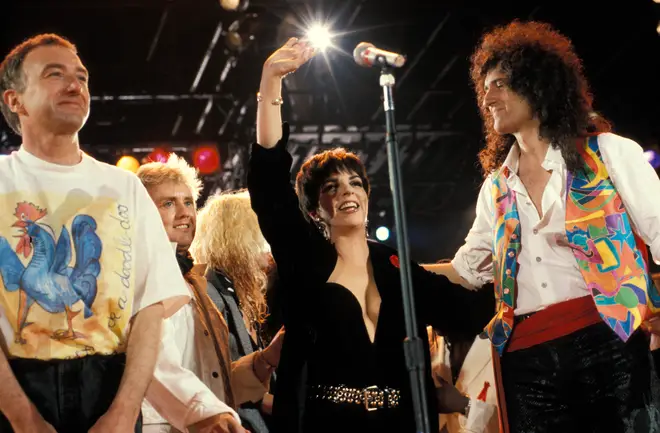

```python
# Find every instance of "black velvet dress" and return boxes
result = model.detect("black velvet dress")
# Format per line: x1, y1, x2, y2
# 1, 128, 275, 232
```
247, 124, 493, 433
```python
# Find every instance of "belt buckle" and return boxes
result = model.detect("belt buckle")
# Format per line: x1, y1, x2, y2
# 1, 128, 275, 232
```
363, 385, 379, 412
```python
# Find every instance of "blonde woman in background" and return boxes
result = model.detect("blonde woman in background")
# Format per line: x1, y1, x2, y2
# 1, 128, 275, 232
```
191, 189, 284, 433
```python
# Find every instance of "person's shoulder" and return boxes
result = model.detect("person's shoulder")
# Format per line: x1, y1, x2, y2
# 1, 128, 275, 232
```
595, 132, 642, 150
593, 132, 645, 166
0, 151, 17, 167
207, 268, 235, 292
368, 239, 405, 267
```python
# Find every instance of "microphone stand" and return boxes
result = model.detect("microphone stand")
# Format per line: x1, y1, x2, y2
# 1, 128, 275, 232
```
377, 61, 431, 433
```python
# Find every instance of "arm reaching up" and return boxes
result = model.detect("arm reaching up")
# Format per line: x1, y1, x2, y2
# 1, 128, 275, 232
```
256, 38, 314, 148
248, 38, 335, 289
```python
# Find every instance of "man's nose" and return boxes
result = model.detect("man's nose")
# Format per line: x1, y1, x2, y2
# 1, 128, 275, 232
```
482, 89, 496, 110
177, 203, 194, 217
65, 75, 83, 94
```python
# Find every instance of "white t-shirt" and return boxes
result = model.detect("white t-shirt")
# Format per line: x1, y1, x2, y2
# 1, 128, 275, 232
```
0, 147, 190, 360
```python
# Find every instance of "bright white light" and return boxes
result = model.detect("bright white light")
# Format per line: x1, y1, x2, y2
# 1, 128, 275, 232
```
375, 226, 390, 241
645, 149, 660, 169
645, 149, 656, 162
306, 24, 332, 51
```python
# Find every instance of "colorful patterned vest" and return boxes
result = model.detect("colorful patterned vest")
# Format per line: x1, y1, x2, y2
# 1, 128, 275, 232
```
486, 135, 660, 356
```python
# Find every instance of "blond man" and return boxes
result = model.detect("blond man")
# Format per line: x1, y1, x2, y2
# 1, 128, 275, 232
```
137, 155, 276, 433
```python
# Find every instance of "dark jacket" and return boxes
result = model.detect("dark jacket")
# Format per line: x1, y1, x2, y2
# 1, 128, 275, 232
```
205, 269, 271, 433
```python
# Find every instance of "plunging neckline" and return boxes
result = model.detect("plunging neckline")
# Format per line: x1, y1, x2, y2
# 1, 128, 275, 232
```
325, 281, 381, 345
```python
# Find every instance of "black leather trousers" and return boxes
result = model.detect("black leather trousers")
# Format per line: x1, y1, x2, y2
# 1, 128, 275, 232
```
501, 322, 660, 433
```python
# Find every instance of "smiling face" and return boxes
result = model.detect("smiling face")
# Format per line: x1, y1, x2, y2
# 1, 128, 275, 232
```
482, 66, 535, 135
315, 170, 369, 234
4, 44, 90, 136
147, 181, 197, 252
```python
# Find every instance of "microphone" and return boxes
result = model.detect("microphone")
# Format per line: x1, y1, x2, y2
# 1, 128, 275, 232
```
353, 42, 406, 68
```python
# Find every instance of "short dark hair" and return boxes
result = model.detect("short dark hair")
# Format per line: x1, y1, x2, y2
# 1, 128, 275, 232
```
470, 20, 611, 176
0, 34, 77, 135
295, 147, 371, 220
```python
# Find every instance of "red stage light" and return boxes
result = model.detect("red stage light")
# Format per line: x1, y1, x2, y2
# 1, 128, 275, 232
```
193, 145, 221, 174
148, 147, 169, 163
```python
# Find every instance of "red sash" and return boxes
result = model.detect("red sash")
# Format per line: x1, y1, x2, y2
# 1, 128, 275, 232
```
492, 296, 602, 432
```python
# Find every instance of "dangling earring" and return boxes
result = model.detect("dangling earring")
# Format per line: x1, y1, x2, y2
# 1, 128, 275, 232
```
314, 218, 330, 241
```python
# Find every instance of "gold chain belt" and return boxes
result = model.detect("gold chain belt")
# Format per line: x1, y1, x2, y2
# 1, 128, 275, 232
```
308, 384, 401, 411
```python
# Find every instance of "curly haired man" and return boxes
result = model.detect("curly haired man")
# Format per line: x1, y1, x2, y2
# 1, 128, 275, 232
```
427, 20, 660, 433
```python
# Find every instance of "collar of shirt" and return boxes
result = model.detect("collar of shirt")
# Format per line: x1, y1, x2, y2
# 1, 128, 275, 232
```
499, 142, 567, 222
501, 142, 566, 176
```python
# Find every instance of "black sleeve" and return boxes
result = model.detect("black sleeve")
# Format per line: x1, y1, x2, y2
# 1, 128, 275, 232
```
247, 123, 335, 286
411, 262, 496, 337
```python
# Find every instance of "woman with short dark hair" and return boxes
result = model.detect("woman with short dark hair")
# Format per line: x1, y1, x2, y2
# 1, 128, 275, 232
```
247, 38, 493, 433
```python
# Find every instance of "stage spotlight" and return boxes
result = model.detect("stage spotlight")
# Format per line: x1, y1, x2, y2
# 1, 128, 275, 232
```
375, 226, 390, 242
116, 155, 140, 173
306, 24, 332, 52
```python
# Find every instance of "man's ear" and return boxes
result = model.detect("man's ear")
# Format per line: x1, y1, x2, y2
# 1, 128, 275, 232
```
4, 88, 24, 115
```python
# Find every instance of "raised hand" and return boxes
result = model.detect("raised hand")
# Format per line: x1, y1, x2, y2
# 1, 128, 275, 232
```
257, 38, 314, 147
262, 38, 315, 80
